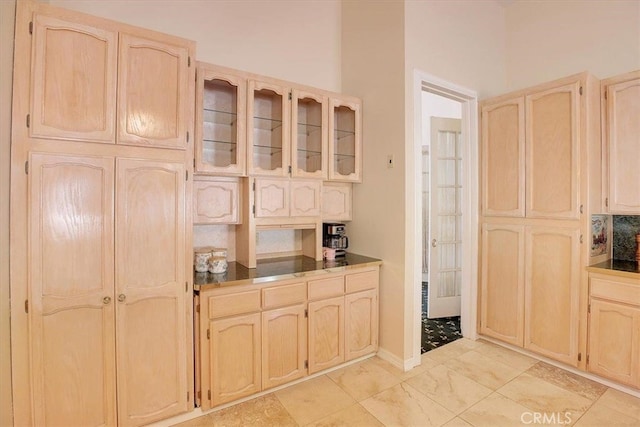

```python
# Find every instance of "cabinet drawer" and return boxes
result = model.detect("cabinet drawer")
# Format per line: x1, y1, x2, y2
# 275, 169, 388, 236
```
346, 270, 379, 294
208, 290, 261, 319
308, 276, 344, 300
590, 277, 640, 307
262, 282, 306, 309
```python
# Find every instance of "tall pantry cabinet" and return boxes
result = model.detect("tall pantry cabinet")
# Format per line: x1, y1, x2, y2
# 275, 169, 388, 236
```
10, 2, 195, 426
479, 73, 601, 368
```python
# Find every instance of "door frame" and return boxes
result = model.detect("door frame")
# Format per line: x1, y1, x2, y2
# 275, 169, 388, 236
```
409, 70, 479, 367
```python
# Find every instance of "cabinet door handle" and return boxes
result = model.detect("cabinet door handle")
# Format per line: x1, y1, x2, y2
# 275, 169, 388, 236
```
431, 239, 437, 248
118, 294, 126, 303
103, 296, 111, 305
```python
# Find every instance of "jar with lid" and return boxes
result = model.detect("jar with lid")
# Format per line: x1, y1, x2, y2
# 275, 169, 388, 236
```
194, 247, 212, 273
209, 248, 228, 274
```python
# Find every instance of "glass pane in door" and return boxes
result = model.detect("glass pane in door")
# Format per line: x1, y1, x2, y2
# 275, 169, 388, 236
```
333, 106, 356, 176
202, 79, 238, 168
253, 89, 284, 172
296, 97, 323, 174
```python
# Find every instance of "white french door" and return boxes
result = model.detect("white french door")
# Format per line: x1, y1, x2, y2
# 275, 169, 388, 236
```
428, 117, 463, 318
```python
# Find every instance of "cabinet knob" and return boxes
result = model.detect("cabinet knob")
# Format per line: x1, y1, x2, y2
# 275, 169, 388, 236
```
103, 296, 111, 305
118, 294, 126, 303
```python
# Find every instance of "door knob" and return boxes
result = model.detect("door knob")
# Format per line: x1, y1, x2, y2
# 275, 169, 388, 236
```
431, 239, 437, 248
118, 294, 126, 303
103, 296, 111, 305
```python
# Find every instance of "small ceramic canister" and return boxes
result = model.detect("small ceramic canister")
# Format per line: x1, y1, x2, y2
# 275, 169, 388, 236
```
194, 247, 212, 273
209, 248, 228, 274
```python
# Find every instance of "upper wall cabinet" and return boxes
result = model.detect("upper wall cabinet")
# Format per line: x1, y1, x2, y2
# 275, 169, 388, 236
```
247, 80, 291, 177
328, 97, 362, 182
29, 11, 193, 149
602, 70, 640, 214
481, 78, 582, 220
292, 90, 328, 179
195, 64, 247, 175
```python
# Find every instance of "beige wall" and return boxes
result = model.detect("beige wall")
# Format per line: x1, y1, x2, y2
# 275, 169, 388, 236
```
341, 0, 407, 363
1, 0, 15, 424
506, 0, 640, 91
50, 0, 342, 92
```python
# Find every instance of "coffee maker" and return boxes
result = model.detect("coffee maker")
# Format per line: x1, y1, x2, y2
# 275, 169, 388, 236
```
323, 223, 348, 257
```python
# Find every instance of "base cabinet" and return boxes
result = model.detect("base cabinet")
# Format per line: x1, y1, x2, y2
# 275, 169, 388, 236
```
587, 273, 640, 389
197, 265, 379, 409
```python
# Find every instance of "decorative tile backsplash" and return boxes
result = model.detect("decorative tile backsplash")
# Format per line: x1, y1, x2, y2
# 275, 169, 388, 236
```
612, 215, 640, 261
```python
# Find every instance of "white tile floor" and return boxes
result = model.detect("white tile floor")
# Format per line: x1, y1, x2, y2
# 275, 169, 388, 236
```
175, 339, 640, 426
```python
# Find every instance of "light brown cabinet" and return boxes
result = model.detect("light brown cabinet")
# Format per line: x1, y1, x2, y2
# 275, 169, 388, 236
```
253, 178, 321, 218
195, 64, 247, 175
27, 153, 190, 426
11, 2, 195, 426
322, 182, 353, 221
601, 70, 640, 214
588, 273, 640, 389
479, 72, 600, 368
197, 266, 379, 409
328, 97, 362, 182
30, 11, 192, 148
193, 177, 241, 224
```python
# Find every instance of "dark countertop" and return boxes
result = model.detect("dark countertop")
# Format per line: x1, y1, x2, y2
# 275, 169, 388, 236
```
194, 253, 382, 290
587, 259, 640, 280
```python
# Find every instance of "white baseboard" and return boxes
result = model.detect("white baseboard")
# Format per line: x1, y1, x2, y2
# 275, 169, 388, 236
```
376, 346, 419, 372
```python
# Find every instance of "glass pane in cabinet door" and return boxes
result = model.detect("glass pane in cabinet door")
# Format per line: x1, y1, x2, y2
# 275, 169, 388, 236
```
333, 106, 356, 177
296, 97, 323, 174
253, 89, 284, 172
203, 79, 238, 168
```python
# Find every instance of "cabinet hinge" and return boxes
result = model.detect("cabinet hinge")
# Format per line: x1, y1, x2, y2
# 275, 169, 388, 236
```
580, 234, 583, 244
26, 114, 30, 128
588, 304, 591, 314
185, 281, 188, 292
304, 309, 308, 318
605, 197, 609, 208
186, 170, 189, 181
304, 360, 308, 369
207, 329, 210, 339
604, 90, 608, 100
208, 390, 211, 400
288, 165, 292, 174
252, 181, 256, 191
187, 391, 190, 401
578, 352, 582, 362
29, 21, 33, 34
288, 92, 292, 101
24, 300, 28, 313
196, 303, 200, 313
252, 205, 255, 214
580, 204, 583, 214
24, 161, 28, 175
197, 390, 201, 400
579, 86, 583, 95
586, 355, 590, 364
188, 56, 191, 67
193, 158, 196, 168
187, 131, 190, 143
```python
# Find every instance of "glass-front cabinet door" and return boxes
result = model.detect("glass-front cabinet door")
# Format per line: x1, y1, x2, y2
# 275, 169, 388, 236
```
195, 64, 246, 175
328, 98, 362, 182
247, 80, 290, 176
291, 90, 327, 179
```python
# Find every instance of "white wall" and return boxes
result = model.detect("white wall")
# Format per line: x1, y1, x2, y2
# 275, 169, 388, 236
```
50, 0, 342, 92
505, 0, 640, 90
422, 92, 462, 147
0, 1, 15, 425
341, 0, 407, 365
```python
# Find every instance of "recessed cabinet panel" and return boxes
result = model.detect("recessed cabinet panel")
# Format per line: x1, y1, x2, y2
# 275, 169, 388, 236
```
290, 180, 321, 217
481, 98, 525, 217
292, 90, 327, 179
118, 33, 191, 149
28, 153, 116, 426
479, 224, 525, 346
248, 81, 290, 176
193, 178, 240, 224
31, 14, 117, 142
322, 183, 352, 221
328, 98, 362, 182
254, 178, 290, 218
196, 66, 247, 175
524, 226, 580, 366
526, 83, 580, 219
115, 158, 188, 425
308, 296, 345, 374
606, 77, 640, 213
345, 289, 378, 360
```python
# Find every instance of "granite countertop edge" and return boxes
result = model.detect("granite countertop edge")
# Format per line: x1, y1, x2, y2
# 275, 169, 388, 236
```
586, 259, 640, 280
194, 253, 382, 291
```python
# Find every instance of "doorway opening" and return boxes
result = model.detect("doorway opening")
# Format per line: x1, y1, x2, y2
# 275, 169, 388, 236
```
411, 71, 479, 364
